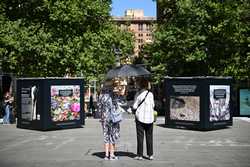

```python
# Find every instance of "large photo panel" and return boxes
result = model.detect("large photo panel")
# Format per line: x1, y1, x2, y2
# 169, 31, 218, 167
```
21, 85, 39, 121
50, 85, 81, 122
209, 85, 230, 121
239, 89, 250, 116
170, 96, 200, 121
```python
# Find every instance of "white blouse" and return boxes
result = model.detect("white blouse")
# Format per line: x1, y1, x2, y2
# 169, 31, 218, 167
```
133, 89, 155, 124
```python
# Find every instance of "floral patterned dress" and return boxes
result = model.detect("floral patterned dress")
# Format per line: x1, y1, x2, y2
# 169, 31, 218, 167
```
98, 90, 120, 144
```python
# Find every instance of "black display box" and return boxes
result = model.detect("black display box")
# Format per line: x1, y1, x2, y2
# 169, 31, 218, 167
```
16, 78, 85, 130
164, 76, 233, 130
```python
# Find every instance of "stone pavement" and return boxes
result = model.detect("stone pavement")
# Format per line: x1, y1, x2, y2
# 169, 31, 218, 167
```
0, 117, 250, 167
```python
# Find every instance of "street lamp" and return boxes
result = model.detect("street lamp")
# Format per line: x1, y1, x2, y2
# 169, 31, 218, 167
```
113, 45, 122, 67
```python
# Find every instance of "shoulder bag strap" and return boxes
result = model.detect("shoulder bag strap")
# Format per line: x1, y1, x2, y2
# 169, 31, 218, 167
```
134, 90, 149, 111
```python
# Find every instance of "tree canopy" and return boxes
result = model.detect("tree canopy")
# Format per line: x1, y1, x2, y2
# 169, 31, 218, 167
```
143, 0, 249, 83
0, 0, 134, 81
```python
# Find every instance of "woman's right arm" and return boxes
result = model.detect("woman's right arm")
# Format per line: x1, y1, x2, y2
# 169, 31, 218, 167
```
132, 92, 140, 110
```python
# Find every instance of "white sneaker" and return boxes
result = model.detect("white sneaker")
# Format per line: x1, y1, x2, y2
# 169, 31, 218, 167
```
104, 156, 109, 160
109, 156, 118, 160
134, 156, 143, 160
148, 155, 154, 160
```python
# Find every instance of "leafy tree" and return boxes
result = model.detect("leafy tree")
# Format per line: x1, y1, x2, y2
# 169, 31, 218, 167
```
0, 0, 134, 82
142, 0, 249, 83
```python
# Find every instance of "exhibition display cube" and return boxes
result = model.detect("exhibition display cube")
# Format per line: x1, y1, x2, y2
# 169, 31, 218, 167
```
164, 76, 233, 130
16, 78, 85, 130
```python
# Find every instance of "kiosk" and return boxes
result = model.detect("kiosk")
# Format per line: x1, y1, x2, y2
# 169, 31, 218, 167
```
16, 78, 85, 130
164, 76, 233, 130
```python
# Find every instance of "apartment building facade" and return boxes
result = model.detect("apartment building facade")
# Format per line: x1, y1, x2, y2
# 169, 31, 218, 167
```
113, 9, 156, 56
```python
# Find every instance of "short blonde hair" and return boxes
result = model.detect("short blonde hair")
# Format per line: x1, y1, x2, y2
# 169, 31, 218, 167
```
113, 78, 127, 95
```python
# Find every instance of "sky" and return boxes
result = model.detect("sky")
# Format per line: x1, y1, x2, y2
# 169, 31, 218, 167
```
111, 0, 156, 17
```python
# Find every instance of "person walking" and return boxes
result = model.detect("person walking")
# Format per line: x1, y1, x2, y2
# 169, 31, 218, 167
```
97, 79, 126, 160
132, 78, 155, 160
89, 94, 95, 117
3, 91, 14, 124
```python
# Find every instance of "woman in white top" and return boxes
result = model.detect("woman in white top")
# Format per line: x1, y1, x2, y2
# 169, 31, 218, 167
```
132, 78, 155, 160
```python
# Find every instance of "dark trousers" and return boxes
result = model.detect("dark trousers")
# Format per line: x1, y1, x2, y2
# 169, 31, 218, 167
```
136, 119, 153, 157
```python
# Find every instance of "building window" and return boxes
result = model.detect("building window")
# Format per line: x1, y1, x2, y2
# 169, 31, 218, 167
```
146, 24, 151, 31
138, 24, 143, 31
138, 33, 143, 37
138, 39, 143, 43
138, 45, 143, 49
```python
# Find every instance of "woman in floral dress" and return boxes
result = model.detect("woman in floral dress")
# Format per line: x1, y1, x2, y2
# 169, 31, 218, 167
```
97, 79, 127, 160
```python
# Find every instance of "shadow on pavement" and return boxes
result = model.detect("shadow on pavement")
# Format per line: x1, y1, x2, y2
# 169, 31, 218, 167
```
156, 124, 167, 128
92, 151, 137, 159
156, 123, 232, 132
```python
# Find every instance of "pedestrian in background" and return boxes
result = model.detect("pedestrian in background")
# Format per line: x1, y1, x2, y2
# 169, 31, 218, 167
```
132, 78, 155, 160
89, 94, 95, 116
3, 91, 14, 124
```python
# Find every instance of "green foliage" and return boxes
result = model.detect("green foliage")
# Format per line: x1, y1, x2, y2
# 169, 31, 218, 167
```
142, 0, 249, 83
0, 0, 133, 82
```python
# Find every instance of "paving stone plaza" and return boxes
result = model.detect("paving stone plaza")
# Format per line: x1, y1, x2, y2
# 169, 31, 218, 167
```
0, 116, 250, 167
